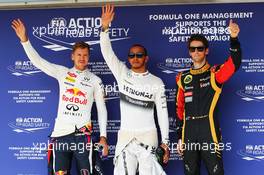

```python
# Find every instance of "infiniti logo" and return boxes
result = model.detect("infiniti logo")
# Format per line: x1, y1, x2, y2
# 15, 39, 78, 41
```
66, 104, 79, 111
82, 77, 91, 82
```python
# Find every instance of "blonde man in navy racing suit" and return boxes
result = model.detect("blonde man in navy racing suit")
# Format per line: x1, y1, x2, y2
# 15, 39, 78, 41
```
12, 19, 108, 175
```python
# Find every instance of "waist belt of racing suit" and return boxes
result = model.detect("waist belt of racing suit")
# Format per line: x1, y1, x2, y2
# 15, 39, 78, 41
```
75, 122, 93, 136
133, 138, 156, 154
75, 122, 93, 143
185, 114, 208, 121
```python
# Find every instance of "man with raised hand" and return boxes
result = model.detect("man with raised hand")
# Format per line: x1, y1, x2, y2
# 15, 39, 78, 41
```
100, 4, 170, 175
176, 20, 241, 175
12, 19, 108, 175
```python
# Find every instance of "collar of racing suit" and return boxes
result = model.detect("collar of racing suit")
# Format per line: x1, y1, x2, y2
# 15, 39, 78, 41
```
72, 67, 89, 74
130, 70, 150, 77
190, 62, 211, 75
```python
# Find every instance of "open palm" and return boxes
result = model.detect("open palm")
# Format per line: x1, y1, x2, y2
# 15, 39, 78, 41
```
101, 4, 115, 29
11, 19, 28, 42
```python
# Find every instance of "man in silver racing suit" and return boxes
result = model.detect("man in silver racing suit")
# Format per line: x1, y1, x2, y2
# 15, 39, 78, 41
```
100, 4, 170, 175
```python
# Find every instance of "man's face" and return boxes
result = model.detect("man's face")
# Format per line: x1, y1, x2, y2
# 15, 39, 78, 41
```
71, 48, 89, 71
128, 46, 148, 70
189, 40, 209, 64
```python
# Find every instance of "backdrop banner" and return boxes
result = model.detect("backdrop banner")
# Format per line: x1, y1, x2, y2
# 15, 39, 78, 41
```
1, 2, 263, 175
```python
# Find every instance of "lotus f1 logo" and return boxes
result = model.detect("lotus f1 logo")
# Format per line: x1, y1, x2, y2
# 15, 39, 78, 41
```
66, 104, 79, 111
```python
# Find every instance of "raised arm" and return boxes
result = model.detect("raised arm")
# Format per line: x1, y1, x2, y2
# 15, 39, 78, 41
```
12, 19, 64, 78
214, 19, 242, 84
101, 4, 115, 32
100, 4, 127, 79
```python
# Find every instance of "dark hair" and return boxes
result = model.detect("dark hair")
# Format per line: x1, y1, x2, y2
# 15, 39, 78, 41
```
72, 41, 90, 53
188, 34, 209, 48
129, 44, 148, 56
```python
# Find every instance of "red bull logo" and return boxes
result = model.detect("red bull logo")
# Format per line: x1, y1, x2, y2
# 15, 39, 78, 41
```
76, 90, 86, 98
63, 88, 87, 105
66, 88, 75, 95
66, 88, 86, 98
62, 95, 87, 105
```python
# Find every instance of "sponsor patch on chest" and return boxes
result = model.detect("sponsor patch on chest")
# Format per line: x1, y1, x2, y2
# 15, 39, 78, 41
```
200, 82, 210, 88
185, 96, 193, 103
200, 76, 210, 82
184, 91, 193, 97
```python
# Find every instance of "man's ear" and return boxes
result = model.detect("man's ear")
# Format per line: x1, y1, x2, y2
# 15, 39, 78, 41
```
145, 56, 149, 63
205, 48, 209, 55
71, 53, 74, 61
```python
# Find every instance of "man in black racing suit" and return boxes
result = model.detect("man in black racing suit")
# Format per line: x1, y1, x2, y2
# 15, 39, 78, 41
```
176, 20, 242, 175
